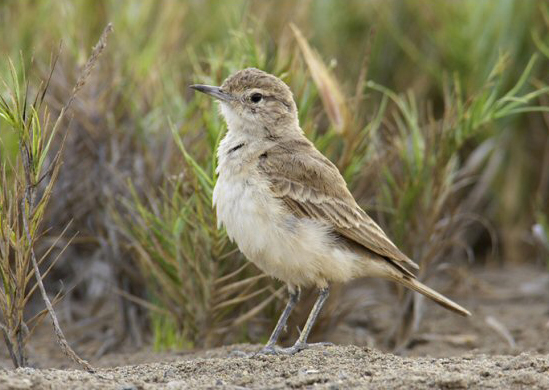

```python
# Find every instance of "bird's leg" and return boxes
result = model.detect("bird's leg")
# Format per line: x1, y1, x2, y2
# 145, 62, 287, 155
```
281, 287, 331, 355
258, 288, 300, 355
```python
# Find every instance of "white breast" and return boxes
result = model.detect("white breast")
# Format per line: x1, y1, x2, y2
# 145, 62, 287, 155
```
213, 144, 361, 289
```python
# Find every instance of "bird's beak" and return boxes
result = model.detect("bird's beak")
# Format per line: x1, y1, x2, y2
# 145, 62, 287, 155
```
189, 84, 233, 102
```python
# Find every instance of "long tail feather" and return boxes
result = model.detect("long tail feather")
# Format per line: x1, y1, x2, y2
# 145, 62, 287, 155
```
397, 276, 471, 317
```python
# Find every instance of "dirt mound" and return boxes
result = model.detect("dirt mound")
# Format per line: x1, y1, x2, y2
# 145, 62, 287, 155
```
1, 344, 548, 389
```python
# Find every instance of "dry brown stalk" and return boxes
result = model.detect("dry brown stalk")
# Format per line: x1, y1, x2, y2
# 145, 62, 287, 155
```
11, 22, 113, 372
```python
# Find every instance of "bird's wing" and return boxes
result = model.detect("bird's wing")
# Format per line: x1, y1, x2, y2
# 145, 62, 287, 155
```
258, 137, 419, 272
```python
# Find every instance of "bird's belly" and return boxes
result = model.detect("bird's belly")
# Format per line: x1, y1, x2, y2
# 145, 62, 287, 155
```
213, 173, 361, 288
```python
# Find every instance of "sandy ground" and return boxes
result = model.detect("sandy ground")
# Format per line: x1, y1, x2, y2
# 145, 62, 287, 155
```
1, 345, 548, 389
1, 265, 548, 389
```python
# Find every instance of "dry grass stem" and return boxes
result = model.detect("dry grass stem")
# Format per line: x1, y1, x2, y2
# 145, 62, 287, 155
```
0, 22, 112, 370
291, 23, 351, 135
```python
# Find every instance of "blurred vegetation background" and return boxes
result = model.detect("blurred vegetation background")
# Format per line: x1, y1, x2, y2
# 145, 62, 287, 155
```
1, 0, 548, 364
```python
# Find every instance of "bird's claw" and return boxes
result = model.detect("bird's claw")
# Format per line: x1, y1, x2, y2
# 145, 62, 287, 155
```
279, 341, 334, 355
255, 345, 280, 355
228, 349, 250, 358
238, 342, 334, 358
232, 345, 282, 357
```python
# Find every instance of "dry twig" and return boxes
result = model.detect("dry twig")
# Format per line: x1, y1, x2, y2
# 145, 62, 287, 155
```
17, 22, 113, 372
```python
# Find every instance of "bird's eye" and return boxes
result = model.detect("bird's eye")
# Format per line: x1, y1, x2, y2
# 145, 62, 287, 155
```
250, 93, 263, 103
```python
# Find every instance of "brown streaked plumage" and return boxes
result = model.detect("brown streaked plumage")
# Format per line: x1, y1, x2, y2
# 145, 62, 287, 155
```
190, 67, 471, 355
257, 136, 419, 274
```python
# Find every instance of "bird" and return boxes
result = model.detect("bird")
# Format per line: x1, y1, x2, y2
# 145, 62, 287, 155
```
190, 68, 471, 355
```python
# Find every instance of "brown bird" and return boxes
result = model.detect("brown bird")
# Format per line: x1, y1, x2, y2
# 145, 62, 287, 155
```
190, 68, 471, 355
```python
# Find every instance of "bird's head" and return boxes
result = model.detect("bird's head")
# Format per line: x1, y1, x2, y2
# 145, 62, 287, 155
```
190, 68, 299, 137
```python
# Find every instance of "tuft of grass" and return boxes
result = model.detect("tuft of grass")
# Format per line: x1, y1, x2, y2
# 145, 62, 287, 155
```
0, 24, 111, 369
362, 55, 548, 349
0, 57, 75, 368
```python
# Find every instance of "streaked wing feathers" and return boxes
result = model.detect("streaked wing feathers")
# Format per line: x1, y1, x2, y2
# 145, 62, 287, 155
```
258, 138, 419, 271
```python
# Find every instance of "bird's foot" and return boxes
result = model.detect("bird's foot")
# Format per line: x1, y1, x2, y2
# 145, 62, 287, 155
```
237, 342, 334, 357
255, 345, 281, 356
228, 349, 250, 358
279, 341, 334, 355
230, 345, 282, 357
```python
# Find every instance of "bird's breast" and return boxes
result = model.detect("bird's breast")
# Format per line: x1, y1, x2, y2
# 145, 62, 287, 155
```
213, 168, 282, 253
213, 167, 361, 288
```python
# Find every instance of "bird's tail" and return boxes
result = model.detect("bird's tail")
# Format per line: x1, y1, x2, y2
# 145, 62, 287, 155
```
395, 275, 471, 317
